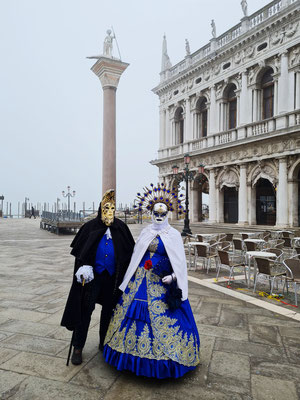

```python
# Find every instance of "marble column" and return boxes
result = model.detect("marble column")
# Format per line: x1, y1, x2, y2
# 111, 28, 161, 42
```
159, 108, 166, 148
238, 164, 248, 224
296, 70, 300, 110
165, 108, 170, 147
278, 52, 289, 114
185, 98, 192, 141
209, 86, 218, 134
239, 71, 250, 125
209, 169, 217, 223
276, 157, 288, 227
89, 56, 129, 195
217, 188, 224, 223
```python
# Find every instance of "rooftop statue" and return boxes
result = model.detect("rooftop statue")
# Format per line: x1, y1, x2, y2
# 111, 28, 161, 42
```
241, 0, 248, 17
185, 39, 191, 56
211, 20, 216, 39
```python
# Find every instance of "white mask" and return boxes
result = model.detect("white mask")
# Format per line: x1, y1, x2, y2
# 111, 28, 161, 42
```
152, 203, 168, 225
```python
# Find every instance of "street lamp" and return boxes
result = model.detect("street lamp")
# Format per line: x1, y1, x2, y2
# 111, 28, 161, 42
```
24, 197, 29, 217
172, 154, 205, 236
62, 186, 76, 213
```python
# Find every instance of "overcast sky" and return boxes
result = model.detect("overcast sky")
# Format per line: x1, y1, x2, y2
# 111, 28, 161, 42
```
0, 0, 270, 213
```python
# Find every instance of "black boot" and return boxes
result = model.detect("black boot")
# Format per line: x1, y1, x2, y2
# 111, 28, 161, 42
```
71, 348, 82, 365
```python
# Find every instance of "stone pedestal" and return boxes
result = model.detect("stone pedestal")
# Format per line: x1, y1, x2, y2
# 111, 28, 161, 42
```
89, 56, 129, 195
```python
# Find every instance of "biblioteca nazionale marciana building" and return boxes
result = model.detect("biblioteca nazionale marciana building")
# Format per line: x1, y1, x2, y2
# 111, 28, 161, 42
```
152, 0, 300, 228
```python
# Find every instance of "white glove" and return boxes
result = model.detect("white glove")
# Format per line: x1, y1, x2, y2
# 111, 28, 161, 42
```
75, 265, 94, 284
162, 275, 172, 285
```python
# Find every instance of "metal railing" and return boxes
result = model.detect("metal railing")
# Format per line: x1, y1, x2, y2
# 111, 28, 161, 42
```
42, 210, 86, 222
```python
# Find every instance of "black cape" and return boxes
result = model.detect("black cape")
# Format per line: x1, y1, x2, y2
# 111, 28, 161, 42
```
61, 208, 135, 331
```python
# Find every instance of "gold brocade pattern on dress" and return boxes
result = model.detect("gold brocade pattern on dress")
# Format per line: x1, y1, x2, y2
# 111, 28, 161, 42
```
104, 267, 200, 367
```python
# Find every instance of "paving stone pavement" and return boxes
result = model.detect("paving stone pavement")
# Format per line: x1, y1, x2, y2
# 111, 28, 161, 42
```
1, 218, 300, 400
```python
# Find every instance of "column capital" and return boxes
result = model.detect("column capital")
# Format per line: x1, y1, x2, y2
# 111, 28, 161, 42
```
89, 56, 129, 90
278, 156, 287, 163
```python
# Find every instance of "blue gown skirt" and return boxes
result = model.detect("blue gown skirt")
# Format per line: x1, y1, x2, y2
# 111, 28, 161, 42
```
103, 239, 200, 379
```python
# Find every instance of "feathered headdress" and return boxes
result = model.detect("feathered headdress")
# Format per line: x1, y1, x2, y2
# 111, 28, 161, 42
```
133, 183, 185, 215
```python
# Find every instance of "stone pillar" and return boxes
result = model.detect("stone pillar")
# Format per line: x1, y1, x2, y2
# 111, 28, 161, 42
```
191, 186, 199, 222
209, 169, 217, 223
296, 70, 300, 110
89, 56, 129, 195
165, 108, 170, 147
288, 179, 298, 226
274, 79, 279, 116
278, 52, 289, 114
276, 157, 288, 227
240, 71, 250, 125
185, 98, 192, 141
159, 107, 166, 148
247, 183, 256, 225
217, 188, 224, 223
238, 164, 248, 224
209, 86, 218, 134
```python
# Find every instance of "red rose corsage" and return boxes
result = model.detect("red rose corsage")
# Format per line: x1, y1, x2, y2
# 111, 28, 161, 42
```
144, 259, 152, 270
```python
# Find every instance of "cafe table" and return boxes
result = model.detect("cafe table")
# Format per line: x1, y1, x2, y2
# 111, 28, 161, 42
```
245, 251, 277, 287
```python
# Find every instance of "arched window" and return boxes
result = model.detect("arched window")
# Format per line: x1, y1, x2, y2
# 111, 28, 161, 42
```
174, 107, 184, 144
195, 97, 208, 138
227, 84, 237, 130
261, 68, 274, 119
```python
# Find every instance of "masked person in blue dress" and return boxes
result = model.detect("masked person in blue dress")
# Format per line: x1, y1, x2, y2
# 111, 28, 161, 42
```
103, 184, 200, 378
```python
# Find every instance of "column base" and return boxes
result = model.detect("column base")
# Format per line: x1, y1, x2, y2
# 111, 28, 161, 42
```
238, 221, 249, 226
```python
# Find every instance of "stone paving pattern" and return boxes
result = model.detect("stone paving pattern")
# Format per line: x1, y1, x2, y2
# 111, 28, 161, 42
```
0, 219, 300, 399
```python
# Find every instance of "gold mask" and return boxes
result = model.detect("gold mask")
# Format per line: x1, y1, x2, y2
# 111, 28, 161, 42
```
101, 189, 115, 226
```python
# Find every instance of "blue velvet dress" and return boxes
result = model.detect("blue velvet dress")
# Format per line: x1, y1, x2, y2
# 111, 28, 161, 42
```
103, 236, 200, 378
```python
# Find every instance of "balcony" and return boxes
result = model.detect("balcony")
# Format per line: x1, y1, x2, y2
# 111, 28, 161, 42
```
162, 0, 297, 83
156, 110, 300, 161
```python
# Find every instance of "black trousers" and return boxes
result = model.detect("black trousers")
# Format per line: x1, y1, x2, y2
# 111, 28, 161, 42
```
73, 270, 115, 349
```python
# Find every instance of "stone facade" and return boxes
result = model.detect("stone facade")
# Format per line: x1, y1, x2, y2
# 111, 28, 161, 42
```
152, 0, 300, 227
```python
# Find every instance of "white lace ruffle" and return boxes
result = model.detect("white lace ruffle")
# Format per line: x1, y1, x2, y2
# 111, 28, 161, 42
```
75, 265, 94, 283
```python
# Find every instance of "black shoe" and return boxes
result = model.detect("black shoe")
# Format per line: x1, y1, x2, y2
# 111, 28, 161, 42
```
99, 343, 104, 352
71, 348, 82, 365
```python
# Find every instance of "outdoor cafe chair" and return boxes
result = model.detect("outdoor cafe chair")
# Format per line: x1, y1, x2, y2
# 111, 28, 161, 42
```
266, 248, 284, 263
218, 241, 231, 251
242, 233, 249, 241
283, 258, 300, 306
274, 239, 285, 249
245, 240, 258, 252
224, 233, 234, 242
195, 234, 203, 242
282, 238, 294, 257
293, 247, 300, 260
233, 238, 246, 263
253, 257, 286, 294
281, 231, 292, 238
218, 233, 227, 242
193, 242, 218, 273
216, 250, 247, 284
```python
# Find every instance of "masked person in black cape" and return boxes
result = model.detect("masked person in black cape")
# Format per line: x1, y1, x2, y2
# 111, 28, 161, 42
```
61, 189, 135, 365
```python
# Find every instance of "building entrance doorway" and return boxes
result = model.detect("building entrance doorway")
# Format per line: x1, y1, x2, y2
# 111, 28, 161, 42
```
256, 179, 276, 225
224, 187, 238, 223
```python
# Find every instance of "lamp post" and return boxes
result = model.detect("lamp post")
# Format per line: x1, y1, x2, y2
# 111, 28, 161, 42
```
62, 186, 76, 214
172, 154, 205, 236
24, 197, 29, 217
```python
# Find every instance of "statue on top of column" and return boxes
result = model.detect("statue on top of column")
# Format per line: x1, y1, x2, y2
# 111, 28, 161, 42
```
241, 0, 248, 17
103, 29, 115, 58
211, 20, 216, 39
